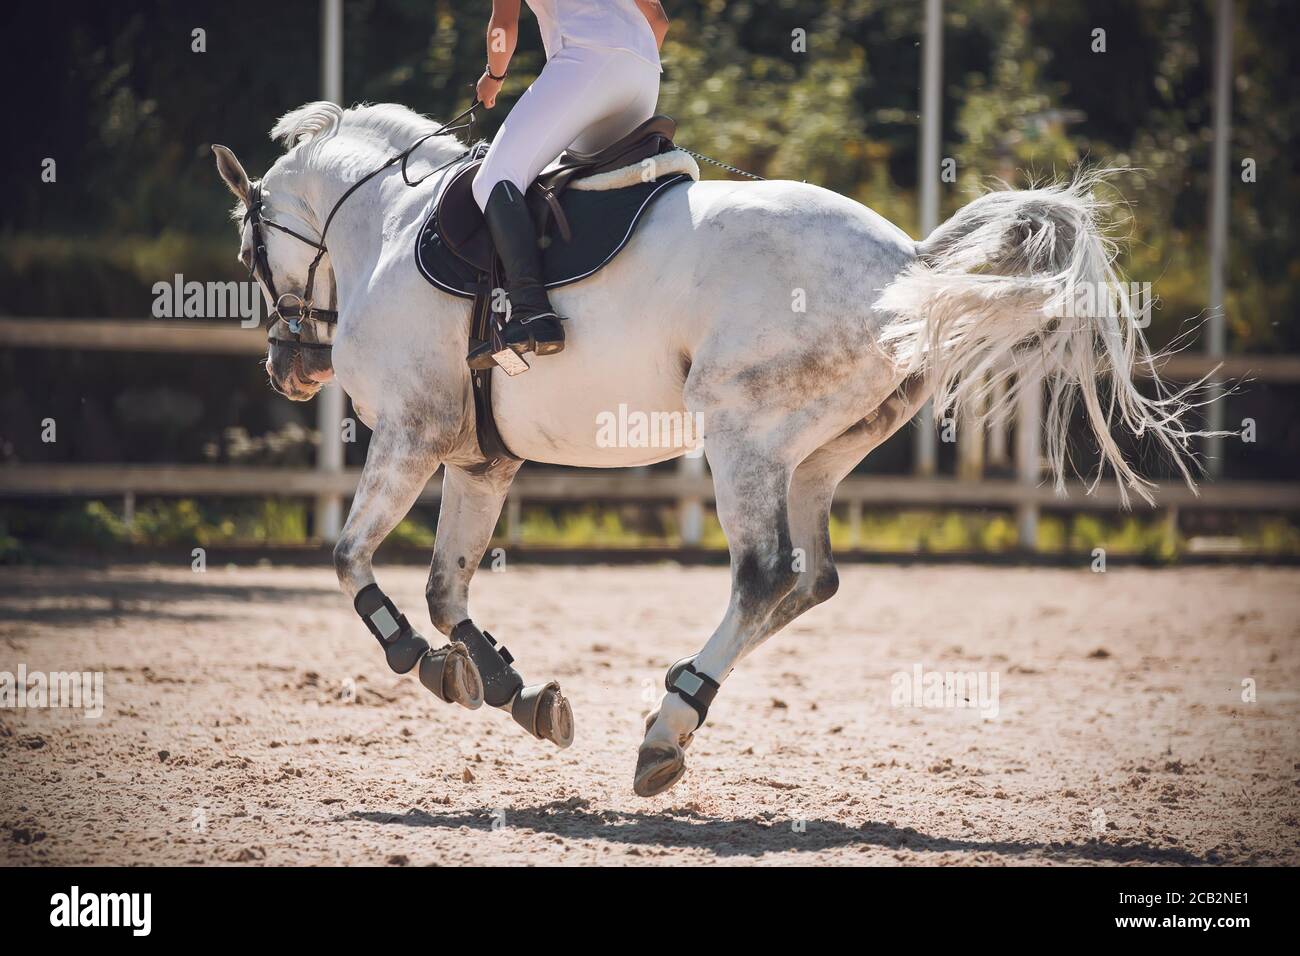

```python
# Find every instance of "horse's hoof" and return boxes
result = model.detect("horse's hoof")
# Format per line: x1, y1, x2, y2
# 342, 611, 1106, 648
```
643, 710, 694, 751
511, 681, 574, 749
633, 741, 686, 798
535, 684, 574, 749
445, 645, 485, 710
419, 641, 484, 710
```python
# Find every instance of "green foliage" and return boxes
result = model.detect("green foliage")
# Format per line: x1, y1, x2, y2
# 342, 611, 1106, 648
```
514, 505, 665, 547
0, 522, 23, 564
245, 500, 310, 544
7, 0, 1295, 351
5, 498, 1299, 557
130, 499, 209, 546
2, 498, 311, 548
1, 0, 1297, 546
47, 501, 130, 549
5, 0, 1297, 351
389, 518, 437, 548
0, 234, 238, 317
827, 508, 1021, 553
1063, 513, 1179, 561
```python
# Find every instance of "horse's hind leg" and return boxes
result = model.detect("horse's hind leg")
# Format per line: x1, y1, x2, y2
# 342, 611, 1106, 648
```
745, 443, 853, 640
758, 378, 930, 640
635, 382, 929, 796
425, 462, 575, 748
334, 427, 483, 711
635, 431, 802, 797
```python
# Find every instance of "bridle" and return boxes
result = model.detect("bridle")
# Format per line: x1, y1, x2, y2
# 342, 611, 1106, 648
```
244, 181, 338, 350
245, 101, 481, 352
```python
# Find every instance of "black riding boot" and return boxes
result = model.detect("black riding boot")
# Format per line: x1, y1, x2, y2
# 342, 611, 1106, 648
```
467, 181, 566, 370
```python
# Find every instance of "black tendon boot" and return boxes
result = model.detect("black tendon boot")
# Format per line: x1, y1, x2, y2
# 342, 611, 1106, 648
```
467, 180, 566, 370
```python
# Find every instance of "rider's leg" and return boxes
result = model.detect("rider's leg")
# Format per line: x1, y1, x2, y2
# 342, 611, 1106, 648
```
470, 178, 567, 365
467, 44, 660, 368
564, 53, 660, 156
470, 44, 661, 212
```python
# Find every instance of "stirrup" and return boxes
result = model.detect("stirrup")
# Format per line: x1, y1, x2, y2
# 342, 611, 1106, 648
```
469, 313, 564, 371
466, 327, 531, 375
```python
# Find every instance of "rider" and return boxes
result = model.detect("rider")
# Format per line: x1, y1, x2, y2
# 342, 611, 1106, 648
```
466, 0, 670, 370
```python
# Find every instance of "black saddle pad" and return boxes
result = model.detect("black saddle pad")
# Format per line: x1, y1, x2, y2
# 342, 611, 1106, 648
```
416, 172, 690, 299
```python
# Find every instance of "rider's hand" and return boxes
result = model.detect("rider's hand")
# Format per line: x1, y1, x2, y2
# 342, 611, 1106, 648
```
476, 71, 504, 109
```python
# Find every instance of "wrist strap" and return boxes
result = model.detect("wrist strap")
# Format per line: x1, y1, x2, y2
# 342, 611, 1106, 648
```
485, 64, 507, 81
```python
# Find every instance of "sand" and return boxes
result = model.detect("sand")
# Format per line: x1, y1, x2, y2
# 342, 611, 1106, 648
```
2, 562, 1297, 866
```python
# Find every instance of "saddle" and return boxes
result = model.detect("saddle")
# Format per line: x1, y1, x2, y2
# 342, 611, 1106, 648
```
415, 114, 694, 466
429, 114, 681, 278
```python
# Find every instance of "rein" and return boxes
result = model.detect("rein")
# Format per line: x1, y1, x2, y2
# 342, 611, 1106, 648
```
249, 99, 762, 352
248, 100, 481, 351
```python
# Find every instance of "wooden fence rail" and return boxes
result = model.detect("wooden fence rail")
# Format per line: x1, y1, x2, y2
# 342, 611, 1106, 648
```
5, 318, 1300, 381
2, 463, 1296, 509
3, 318, 1298, 550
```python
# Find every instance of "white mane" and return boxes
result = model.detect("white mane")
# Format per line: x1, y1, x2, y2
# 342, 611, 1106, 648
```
234, 102, 468, 224
270, 101, 456, 155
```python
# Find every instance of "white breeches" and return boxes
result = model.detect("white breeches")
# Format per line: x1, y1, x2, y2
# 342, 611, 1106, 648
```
471, 43, 661, 210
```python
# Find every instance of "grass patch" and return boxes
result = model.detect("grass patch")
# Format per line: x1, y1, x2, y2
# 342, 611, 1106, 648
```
2, 499, 1296, 561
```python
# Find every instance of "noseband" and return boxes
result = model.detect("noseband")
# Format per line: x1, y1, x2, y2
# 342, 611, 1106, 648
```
244, 182, 338, 351
244, 101, 482, 354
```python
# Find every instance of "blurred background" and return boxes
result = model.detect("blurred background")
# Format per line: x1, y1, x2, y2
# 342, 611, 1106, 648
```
1, 0, 1297, 563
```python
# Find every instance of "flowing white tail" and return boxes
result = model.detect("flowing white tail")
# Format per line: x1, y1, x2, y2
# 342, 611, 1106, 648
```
877, 170, 1219, 506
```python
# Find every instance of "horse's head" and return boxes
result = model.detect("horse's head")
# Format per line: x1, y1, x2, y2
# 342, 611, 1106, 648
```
213, 143, 335, 401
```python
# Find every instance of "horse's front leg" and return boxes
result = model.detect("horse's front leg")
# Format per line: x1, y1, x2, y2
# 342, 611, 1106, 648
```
425, 462, 575, 749
334, 426, 483, 710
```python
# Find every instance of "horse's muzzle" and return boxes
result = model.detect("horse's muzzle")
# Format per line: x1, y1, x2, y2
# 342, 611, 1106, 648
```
267, 341, 333, 400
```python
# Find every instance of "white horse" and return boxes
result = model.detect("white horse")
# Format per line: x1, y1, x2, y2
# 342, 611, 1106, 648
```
214, 102, 1205, 797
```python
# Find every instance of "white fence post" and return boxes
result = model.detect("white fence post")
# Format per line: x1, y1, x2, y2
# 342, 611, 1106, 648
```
678, 454, 705, 546
957, 377, 985, 481
314, 0, 346, 543
913, 0, 943, 478
506, 495, 522, 546
1015, 373, 1042, 550
987, 375, 1010, 469
1205, 0, 1233, 477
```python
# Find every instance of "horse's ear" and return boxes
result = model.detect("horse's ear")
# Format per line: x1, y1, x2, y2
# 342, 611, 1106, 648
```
212, 144, 251, 202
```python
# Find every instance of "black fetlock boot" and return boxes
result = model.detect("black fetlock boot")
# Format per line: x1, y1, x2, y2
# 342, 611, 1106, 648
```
467, 180, 566, 371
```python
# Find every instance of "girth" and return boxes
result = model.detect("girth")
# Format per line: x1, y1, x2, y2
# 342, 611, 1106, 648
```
468, 259, 522, 466
417, 114, 691, 468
